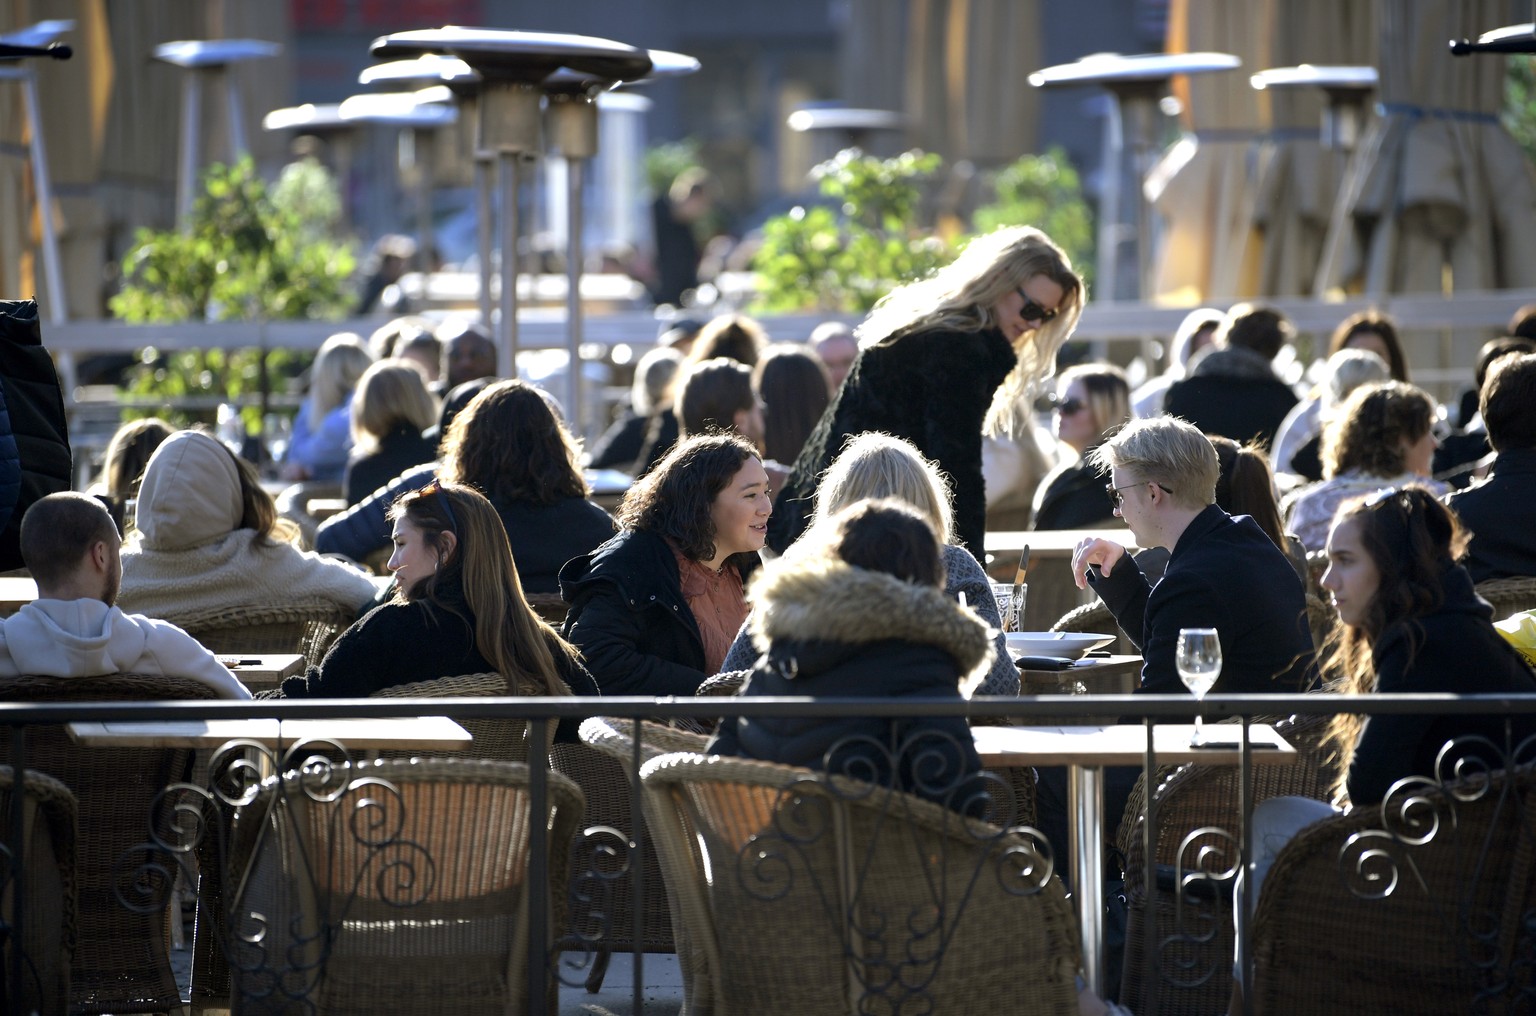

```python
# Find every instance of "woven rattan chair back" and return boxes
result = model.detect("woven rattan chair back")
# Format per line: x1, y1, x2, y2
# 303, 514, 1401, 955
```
1474, 576, 1536, 622
640, 752, 1082, 1016
168, 600, 358, 667
1250, 764, 1536, 1013
371, 672, 547, 763
524, 592, 569, 629
1115, 713, 1341, 1015
0, 767, 76, 1016
1, 672, 221, 1014
229, 757, 584, 1016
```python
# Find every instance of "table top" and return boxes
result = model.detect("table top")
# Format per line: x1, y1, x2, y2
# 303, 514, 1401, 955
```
217, 654, 305, 690
0, 575, 38, 612
1018, 654, 1142, 693
67, 715, 472, 750
972, 723, 1294, 767
984, 530, 1135, 557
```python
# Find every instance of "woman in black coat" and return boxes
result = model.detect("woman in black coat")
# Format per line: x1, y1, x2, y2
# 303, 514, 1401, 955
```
343, 359, 439, 505
280, 480, 598, 740
767, 225, 1084, 556
709, 499, 993, 815
561, 434, 767, 697
436, 379, 616, 594
1032, 363, 1130, 530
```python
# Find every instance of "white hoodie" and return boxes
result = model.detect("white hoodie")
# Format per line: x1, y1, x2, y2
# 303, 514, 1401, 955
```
0, 598, 251, 699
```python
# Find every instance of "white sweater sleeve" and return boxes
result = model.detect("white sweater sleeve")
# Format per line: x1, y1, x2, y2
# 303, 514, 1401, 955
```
138, 617, 254, 699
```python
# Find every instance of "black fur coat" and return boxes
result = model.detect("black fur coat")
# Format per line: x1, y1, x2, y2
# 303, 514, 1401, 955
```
766, 324, 1017, 555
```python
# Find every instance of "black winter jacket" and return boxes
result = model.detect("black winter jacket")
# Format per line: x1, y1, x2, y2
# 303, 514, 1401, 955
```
768, 325, 1017, 556
1444, 448, 1536, 584
707, 554, 992, 814
560, 529, 759, 696
0, 299, 69, 570
1032, 456, 1119, 531
1347, 564, 1536, 806
343, 423, 437, 506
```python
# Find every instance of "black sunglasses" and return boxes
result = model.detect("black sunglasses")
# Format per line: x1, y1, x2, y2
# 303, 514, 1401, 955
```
1105, 480, 1174, 509
1054, 397, 1086, 416
1017, 288, 1059, 324
418, 478, 458, 533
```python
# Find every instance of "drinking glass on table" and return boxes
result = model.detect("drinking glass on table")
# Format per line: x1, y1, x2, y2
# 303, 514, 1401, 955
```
1176, 627, 1222, 745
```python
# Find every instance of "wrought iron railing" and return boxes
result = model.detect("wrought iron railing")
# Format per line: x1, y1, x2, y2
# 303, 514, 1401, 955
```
2, 691, 1534, 1015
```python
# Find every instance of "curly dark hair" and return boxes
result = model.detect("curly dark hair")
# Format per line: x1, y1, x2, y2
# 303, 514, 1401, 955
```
617, 433, 759, 566
1321, 381, 1434, 479
440, 379, 587, 506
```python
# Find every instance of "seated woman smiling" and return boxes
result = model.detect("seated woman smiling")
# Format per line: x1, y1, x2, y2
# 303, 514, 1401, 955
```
280, 480, 597, 736
560, 433, 769, 697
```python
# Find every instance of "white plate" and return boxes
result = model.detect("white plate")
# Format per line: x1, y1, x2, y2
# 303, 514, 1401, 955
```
1004, 632, 1116, 661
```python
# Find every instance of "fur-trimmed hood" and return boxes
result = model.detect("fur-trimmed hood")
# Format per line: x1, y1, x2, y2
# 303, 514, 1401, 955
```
748, 554, 996, 684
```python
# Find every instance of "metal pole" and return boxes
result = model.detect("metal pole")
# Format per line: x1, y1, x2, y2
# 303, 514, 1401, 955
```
565, 155, 584, 431
21, 71, 65, 325
414, 128, 435, 277
1096, 99, 1122, 302
498, 153, 520, 378
176, 70, 202, 230
224, 67, 248, 160
475, 156, 493, 329
1069, 762, 1105, 994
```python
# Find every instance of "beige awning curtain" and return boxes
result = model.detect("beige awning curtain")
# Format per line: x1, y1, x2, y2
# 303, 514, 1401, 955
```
1317, 0, 1536, 297
1147, 0, 1269, 304
839, 0, 1044, 170
1249, 2, 1378, 297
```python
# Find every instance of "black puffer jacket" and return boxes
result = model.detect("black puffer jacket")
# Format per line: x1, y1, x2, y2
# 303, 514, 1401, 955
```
707, 553, 993, 814
768, 325, 1016, 556
1032, 456, 1119, 531
560, 529, 758, 696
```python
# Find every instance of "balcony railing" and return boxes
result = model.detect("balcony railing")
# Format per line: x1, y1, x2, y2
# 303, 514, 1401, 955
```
1, 690, 1532, 1015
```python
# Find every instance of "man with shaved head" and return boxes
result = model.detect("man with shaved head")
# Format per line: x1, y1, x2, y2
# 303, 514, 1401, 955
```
0, 492, 249, 697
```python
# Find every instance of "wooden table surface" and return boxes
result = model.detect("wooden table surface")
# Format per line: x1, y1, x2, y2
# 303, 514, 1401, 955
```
1017, 653, 1142, 694
67, 715, 473, 750
216, 653, 306, 690
971, 722, 1295, 767
0, 575, 38, 614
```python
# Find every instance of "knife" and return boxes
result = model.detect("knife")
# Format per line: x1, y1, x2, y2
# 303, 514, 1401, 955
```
1010, 545, 1030, 632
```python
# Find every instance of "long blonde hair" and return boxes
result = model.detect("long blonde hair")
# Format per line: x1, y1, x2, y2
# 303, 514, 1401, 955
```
854, 225, 1084, 440
308, 333, 375, 420
813, 432, 954, 545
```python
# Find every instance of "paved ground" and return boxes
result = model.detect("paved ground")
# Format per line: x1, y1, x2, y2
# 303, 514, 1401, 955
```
171, 943, 686, 1015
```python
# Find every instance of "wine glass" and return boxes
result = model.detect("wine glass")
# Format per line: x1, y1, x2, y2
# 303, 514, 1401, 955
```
1176, 628, 1222, 745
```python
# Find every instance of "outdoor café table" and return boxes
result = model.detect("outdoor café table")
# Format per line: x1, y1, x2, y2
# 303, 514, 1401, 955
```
971, 722, 1296, 994
983, 529, 1135, 631
213, 653, 305, 692
1018, 654, 1143, 696
0, 575, 38, 615
66, 714, 473, 751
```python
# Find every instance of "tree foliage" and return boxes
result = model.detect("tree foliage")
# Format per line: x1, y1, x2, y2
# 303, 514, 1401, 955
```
751, 149, 952, 313
971, 147, 1096, 290
110, 158, 354, 428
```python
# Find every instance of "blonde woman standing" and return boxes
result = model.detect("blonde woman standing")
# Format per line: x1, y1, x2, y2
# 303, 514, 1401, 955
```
767, 225, 1084, 556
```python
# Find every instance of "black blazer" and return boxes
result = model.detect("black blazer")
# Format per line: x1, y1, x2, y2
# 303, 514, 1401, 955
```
1089, 505, 1315, 697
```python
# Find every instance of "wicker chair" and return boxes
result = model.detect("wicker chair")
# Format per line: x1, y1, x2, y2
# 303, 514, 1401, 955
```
0, 767, 77, 1016
227, 757, 584, 1016
555, 719, 710, 993
167, 600, 358, 667
372, 671, 549, 763
525, 592, 569, 628
1474, 575, 1536, 622
1304, 592, 1337, 652
1248, 765, 1536, 1013
0, 672, 221, 1015
1114, 713, 1341, 1016
640, 752, 1082, 1015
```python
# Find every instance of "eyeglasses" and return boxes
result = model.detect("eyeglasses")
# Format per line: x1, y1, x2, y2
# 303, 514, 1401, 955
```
1016, 288, 1059, 324
1054, 397, 1086, 416
418, 478, 458, 533
1105, 480, 1174, 509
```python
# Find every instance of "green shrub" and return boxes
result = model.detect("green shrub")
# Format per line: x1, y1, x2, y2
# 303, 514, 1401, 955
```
972, 147, 1095, 290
